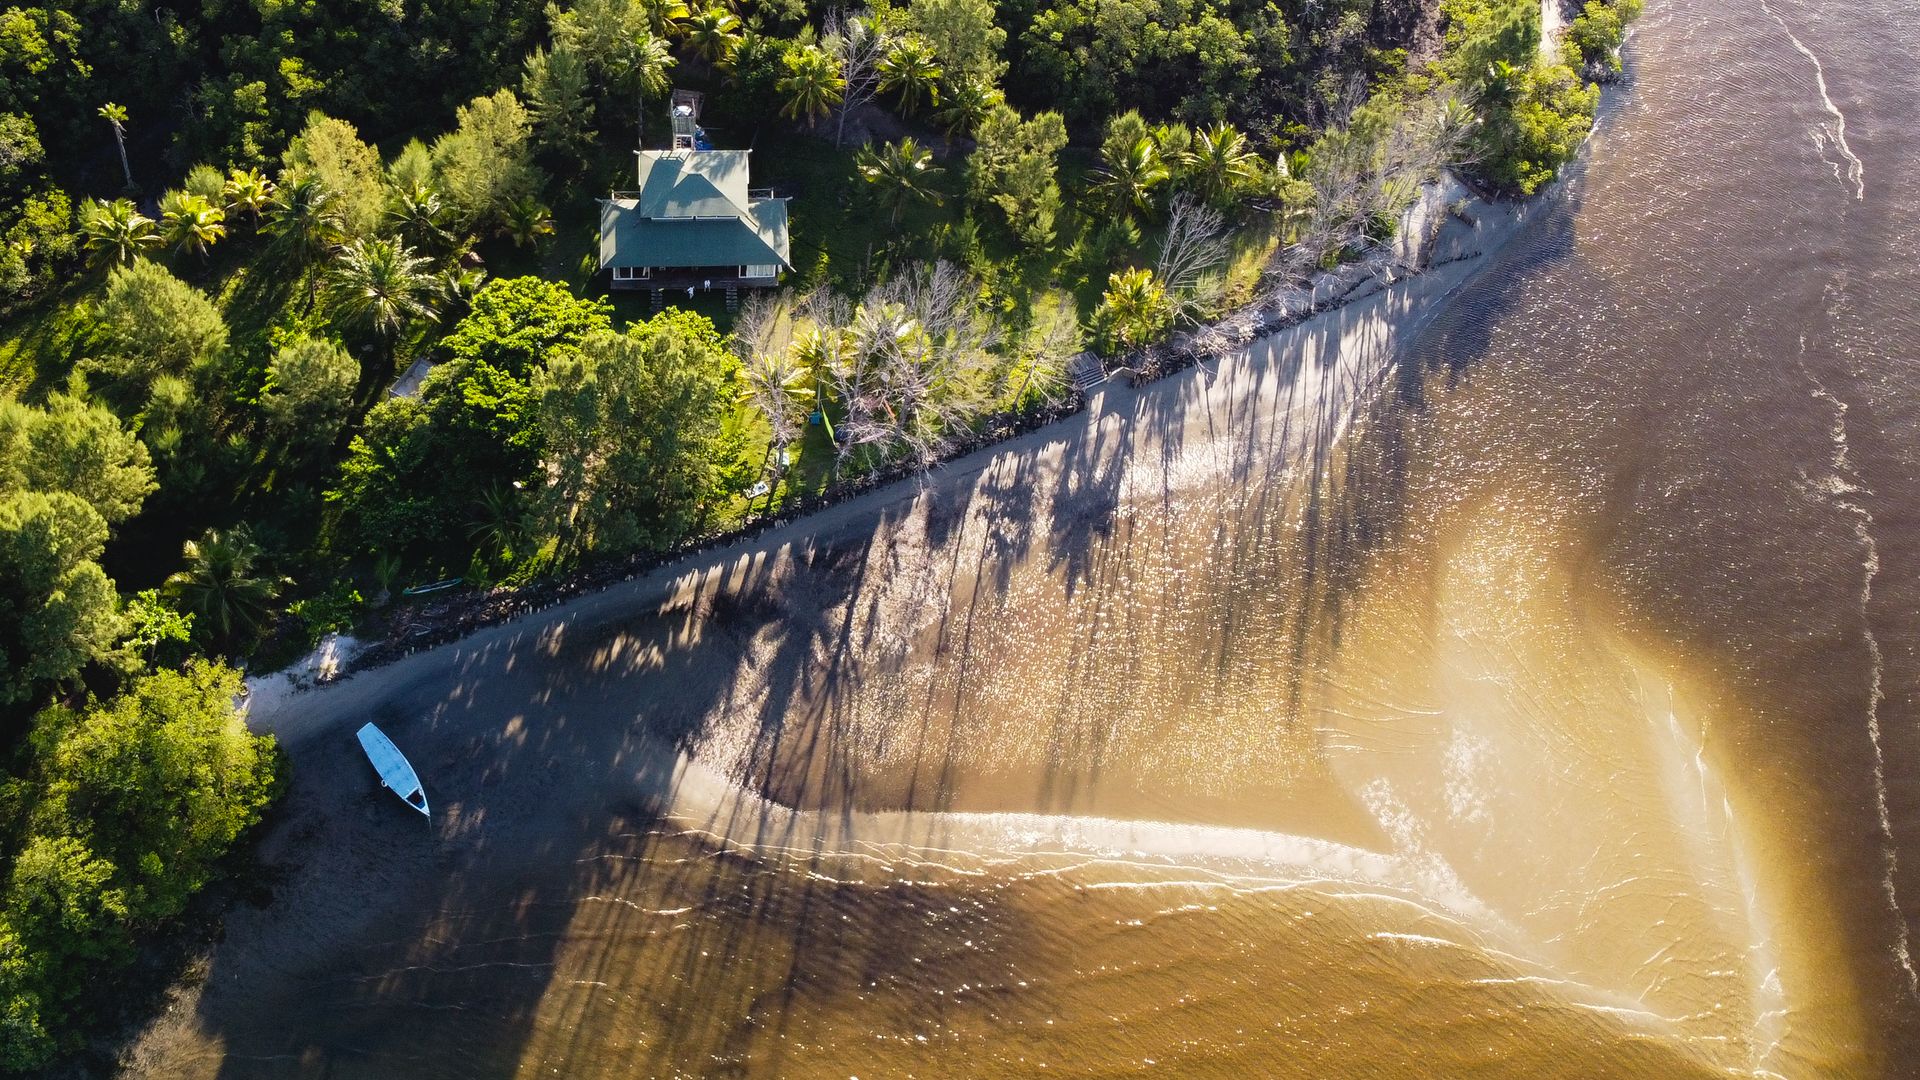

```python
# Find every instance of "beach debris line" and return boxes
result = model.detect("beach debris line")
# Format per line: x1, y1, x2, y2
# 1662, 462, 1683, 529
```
356, 722, 430, 818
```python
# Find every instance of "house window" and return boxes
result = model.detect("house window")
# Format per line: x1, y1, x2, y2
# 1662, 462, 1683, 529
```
612, 266, 652, 280
741, 264, 778, 279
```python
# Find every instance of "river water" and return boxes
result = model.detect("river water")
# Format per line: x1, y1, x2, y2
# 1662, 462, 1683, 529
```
127, 0, 1920, 1075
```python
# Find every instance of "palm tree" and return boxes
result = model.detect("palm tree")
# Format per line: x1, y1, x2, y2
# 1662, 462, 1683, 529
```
437, 266, 489, 312
626, 31, 677, 145
500, 197, 555, 248
932, 77, 1001, 144
1432, 96, 1479, 157
157, 190, 227, 258
385, 183, 451, 252
222, 167, 275, 225
636, 0, 689, 40
683, 5, 742, 66
164, 527, 286, 647
778, 45, 845, 126
739, 346, 811, 504
878, 37, 942, 115
467, 484, 525, 562
98, 102, 133, 189
1184, 122, 1262, 208
1091, 135, 1170, 218
790, 323, 846, 436
1096, 267, 1171, 351
79, 198, 160, 265
327, 237, 438, 338
854, 137, 944, 224
263, 174, 345, 271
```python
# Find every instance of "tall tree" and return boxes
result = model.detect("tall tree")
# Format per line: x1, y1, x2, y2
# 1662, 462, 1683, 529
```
0, 392, 153, 708
1, 658, 277, 1069
431, 90, 542, 235
534, 313, 739, 556
778, 44, 845, 126
904, 0, 1006, 87
327, 238, 439, 338
967, 105, 1067, 248
97, 103, 132, 189
1009, 295, 1080, 407
281, 112, 387, 240
523, 44, 596, 157
84, 260, 229, 390
0, 394, 156, 526
329, 279, 613, 562
25, 659, 280, 921
259, 334, 359, 444
0, 491, 119, 707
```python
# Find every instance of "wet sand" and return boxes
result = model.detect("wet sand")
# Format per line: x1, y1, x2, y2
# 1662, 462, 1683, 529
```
83, 0, 1920, 1064
120, 196, 1557, 1076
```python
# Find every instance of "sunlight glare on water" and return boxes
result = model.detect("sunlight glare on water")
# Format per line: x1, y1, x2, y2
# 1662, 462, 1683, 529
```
124, 0, 1920, 1073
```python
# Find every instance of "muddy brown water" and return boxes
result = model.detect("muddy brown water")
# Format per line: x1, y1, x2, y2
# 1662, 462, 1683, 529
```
125, 0, 1920, 1075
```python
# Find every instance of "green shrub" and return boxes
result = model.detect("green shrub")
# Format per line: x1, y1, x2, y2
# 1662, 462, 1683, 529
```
287, 581, 363, 646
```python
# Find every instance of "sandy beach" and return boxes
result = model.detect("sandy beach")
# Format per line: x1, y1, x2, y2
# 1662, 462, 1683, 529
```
119, 189, 1548, 1078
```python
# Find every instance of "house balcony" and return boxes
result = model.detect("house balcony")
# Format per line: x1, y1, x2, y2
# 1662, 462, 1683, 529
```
606, 265, 783, 292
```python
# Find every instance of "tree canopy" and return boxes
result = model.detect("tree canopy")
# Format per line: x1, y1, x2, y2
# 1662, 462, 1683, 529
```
83, 261, 229, 397
0, 492, 118, 708
534, 312, 742, 557
0, 660, 278, 1067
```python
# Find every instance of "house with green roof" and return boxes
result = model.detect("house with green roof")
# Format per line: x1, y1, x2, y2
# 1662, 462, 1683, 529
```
598, 145, 792, 294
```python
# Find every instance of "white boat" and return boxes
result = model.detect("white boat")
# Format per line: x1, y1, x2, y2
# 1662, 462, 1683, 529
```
356, 722, 429, 818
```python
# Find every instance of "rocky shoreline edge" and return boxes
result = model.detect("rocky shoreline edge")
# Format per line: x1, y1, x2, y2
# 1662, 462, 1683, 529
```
253, 168, 1532, 696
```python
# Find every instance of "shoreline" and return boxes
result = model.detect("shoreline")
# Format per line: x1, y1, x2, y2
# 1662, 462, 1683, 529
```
119, 145, 1560, 1078
238, 164, 1552, 760
257, 168, 1533, 701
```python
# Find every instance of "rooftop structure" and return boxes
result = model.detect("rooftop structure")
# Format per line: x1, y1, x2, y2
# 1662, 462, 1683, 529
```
599, 93, 791, 295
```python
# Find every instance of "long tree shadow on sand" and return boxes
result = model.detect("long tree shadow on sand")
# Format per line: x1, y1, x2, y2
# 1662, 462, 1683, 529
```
142, 191, 1586, 1080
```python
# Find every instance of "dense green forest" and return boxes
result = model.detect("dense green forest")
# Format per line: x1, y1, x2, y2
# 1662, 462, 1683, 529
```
0, 0, 1636, 1066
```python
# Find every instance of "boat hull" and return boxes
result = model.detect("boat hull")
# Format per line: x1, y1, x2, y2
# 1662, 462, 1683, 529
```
355, 723, 430, 817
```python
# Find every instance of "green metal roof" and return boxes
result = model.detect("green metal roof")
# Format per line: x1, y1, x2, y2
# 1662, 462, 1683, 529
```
631, 150, 753, 219
600, 149, 791, 271
599, 197, 790, 270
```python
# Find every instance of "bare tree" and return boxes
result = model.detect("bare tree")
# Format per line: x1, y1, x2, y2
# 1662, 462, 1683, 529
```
830, 261, 1000, 475
824, 9, 889, 148
1156, 194, 1231, 325
1274, 86, 1475, 280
